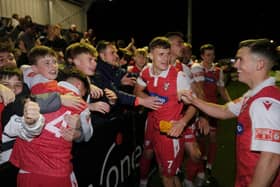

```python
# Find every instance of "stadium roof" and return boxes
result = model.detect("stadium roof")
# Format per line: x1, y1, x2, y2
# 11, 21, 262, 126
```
63, 0, 89, 6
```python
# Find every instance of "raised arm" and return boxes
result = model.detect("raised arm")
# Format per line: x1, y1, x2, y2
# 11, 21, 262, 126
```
181, 90, 235, 119
4, 99, 45, 141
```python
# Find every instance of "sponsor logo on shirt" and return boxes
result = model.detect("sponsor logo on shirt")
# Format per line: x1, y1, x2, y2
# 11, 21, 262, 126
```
149, 93, 168, 104
255, 128, 280, 142
205, 77, 215, 83
237, 122, 244, 135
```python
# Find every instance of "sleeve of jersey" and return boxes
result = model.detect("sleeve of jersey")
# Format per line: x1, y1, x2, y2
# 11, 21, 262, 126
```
227, 97, 243, 116
182, 65, 194, 83
136, 75, 147, 87
191, 64, 205, 82
177, 71, 191, 90
136, 77, 146, 87
77, 108, 93, 142
250, 97, 280, 154
4, 114, 45, 141
22, 66, 49, 89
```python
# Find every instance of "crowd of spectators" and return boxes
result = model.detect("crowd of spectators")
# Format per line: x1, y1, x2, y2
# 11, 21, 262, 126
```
1, 12, 280, 187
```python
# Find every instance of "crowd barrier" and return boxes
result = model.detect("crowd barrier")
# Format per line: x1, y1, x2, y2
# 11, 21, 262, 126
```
72, 108, 148, 187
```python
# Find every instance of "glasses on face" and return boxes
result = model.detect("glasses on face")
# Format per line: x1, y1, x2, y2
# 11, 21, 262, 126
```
0, 80, 23, 90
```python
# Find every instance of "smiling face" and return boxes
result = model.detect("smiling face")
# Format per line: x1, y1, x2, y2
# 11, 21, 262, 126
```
0, 75, 23, 95
233, 47, 259, 87
32, 55, 58, 80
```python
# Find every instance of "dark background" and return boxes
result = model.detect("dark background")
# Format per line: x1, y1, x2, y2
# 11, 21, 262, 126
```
87, 0, 279, 59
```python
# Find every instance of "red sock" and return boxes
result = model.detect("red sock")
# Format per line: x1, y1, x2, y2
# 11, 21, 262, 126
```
185, 158, 204, 181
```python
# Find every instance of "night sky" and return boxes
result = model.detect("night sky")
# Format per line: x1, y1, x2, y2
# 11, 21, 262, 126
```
87, 0, 279, 59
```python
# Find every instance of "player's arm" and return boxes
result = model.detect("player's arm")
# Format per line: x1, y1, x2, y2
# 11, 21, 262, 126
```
62, 103, 93, 142
134, 77, 162, 110
61, 114, 82, 142
167, 105, 197, 138
181, 90, 235, 119
218, 86, 231, 102
167, 71, 197, 137
249, 151, 280, 187
133, 80, 149, 98
249, 98, 280, 186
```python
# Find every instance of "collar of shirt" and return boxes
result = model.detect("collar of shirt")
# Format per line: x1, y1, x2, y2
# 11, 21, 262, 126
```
245, 77, 275, 98
148, 65, 170, 78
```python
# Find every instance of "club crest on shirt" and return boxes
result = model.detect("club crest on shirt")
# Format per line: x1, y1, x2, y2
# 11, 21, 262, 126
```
237, 122, 244, 135
262, 100, 272, 110
164, 82, 170, 91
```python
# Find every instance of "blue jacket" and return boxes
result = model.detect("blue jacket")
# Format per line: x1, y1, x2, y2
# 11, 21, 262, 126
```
91, 58, 136, 107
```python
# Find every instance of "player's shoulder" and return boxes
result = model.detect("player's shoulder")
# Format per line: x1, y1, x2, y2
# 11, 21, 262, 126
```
141, 63, 152, 73
146, 62, 152, 68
